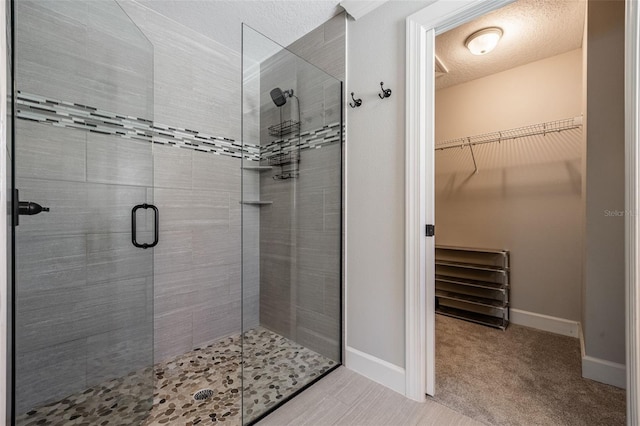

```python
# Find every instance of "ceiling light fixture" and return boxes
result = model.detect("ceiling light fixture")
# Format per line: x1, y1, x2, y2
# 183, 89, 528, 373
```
465, 27, 503, 56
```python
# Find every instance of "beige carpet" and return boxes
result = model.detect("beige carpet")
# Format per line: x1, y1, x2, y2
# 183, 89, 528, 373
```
434, 315, 625, 426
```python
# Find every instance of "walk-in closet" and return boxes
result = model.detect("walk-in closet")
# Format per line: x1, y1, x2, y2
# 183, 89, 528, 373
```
431, 1, 625, 424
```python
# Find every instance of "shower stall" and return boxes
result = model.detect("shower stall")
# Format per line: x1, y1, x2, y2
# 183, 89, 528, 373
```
241, 25, 343, 422
11, 2, 343, 425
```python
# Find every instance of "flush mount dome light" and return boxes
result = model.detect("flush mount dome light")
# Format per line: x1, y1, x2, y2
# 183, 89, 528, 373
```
465, 27, 503, 55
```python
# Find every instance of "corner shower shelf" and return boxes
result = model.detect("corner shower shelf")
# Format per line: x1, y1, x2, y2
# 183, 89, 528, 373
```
241, 165, 273, 171
435, 245, 510, 330
240, 200, 273, 206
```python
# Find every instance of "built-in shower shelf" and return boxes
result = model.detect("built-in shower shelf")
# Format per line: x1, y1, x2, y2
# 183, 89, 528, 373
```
242, 166, 274, 171
240, 200, 273, 206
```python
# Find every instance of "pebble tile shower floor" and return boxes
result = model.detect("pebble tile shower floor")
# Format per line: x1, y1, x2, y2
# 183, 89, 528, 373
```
16, 327, 336, 425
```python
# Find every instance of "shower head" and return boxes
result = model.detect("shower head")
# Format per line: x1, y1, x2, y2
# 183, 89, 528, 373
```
270, 87, 293, 107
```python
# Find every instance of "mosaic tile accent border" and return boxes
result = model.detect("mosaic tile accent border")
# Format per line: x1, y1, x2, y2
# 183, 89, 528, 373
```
261, 122, 342, 160
16, 92, 343, 163
16, 91, 261, 161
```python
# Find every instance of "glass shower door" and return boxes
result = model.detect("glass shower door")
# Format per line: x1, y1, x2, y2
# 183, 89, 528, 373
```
13, 1, 155, 423
241, 25, 343, 424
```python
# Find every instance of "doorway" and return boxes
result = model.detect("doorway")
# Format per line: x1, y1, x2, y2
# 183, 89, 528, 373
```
429, 2, 627, 422
404, 0, 639, 423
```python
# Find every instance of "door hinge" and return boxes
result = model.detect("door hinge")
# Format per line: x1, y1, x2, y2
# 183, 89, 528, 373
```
426, 224, 435, 237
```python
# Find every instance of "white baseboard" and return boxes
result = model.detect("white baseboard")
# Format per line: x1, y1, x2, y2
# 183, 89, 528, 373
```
510, 308, 580, 338
579, 326, 626, 389
582, 355, 626, 389
345, 346, 405, 395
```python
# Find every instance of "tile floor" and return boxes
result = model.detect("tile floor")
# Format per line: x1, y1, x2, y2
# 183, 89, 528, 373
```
16, 327, 336, 426
257, 367, 481, 426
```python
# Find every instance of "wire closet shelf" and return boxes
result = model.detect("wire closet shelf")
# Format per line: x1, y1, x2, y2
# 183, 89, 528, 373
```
435, 117, 583, 151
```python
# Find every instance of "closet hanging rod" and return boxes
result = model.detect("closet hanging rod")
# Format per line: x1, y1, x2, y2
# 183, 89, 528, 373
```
435, 116, 583, 151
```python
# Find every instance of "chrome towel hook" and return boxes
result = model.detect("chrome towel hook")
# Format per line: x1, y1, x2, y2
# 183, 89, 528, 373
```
378, 82, 392, 99
349, 92, 362, 108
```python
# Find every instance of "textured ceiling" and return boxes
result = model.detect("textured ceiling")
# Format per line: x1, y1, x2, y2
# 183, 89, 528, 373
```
135, 0, 343, 52
435, 0, 586, 90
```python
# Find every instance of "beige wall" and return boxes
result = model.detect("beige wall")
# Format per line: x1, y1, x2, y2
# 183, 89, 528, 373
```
435, 49, 584, 321
580, 0, 589, 342
583, 0, 625, 365
436, 49, 583, 142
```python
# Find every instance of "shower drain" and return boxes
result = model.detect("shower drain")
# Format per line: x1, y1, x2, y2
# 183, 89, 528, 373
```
193, 389, 214, 401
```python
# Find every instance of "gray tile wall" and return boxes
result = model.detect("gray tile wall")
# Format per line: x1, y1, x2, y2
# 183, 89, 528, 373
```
257, 15, 345, 361
16, 1, 153, 120
102, 1, 261, 359
242, 63, 262, 332
151, 146, 246, 361
259, 145, 342, 361
14, 121, 155, 415
287, 13, 347, 81
118, 0, 241, 139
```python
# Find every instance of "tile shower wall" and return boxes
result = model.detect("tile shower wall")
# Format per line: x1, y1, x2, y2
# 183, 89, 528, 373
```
258, 14, 345, 361
113, 1, 262, 360
242, 65, 262, 333
287, 13, 346, 82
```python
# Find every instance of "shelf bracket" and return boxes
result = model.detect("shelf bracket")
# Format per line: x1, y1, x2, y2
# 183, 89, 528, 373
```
467, 138, 478, 174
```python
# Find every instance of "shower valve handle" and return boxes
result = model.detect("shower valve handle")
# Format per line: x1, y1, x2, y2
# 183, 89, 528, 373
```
18, 201, 50, 216
14, 189, 51, 226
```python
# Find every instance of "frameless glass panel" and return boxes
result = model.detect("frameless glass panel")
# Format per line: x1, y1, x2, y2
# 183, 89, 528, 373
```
14, 1, 154, 423
242, 24, 342, 424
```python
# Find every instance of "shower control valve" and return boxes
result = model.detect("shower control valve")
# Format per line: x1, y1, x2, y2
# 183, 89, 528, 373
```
18, 201, 50, 216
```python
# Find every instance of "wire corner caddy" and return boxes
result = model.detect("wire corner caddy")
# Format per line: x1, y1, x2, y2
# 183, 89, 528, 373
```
268, 120, 300, 137
435, 116, 583, 173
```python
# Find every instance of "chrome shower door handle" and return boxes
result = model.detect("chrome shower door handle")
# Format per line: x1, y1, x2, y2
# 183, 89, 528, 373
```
132, 203, 159, 249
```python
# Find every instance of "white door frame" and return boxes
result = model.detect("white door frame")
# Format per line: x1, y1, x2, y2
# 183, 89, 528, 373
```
404, 3, 640, 423
404, 0, 515, 402
624, 0, 640, 423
